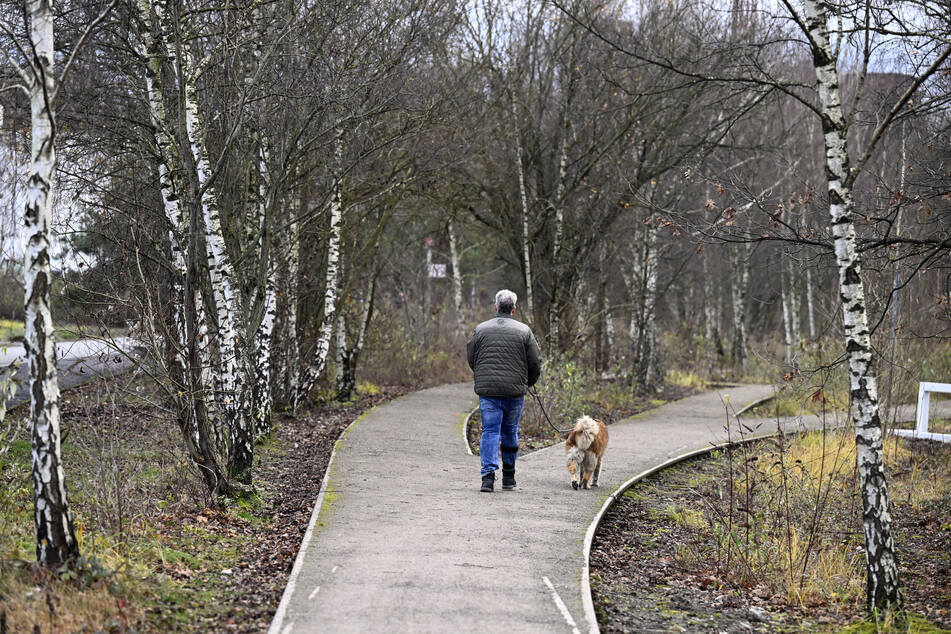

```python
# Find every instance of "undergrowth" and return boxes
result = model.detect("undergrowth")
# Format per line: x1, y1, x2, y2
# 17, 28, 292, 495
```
661, 424, 951, 626
0, 372, 389, 632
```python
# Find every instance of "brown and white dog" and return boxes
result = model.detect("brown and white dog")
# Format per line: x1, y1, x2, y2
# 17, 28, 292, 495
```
565, 415, 608, 490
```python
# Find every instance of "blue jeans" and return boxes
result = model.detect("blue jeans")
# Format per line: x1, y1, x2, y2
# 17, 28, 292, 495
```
478, 396, 523, 476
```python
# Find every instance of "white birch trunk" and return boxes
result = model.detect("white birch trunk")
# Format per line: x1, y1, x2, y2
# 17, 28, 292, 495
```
548, 133, 568, 355
511, 99, 534, 323
275, 200, 301, 404
24, 0, 79, 567
788, 257, 801, 347
179, 39, 252, 483
448, 216, 465, 334
781, 265, 793, 363
604, 306, 616, 368
548, 48, 574, 355
251, 144, 276, 439
729, 242, 750, 372
136, 0, 196, 376
802, 0, 900, 611
295, 125, 344, 409
134, 0, 228, 494
628, 217, 661, 393
639, 221, 661, 392
335, 270, 377, 401
702, 249, 722, 370
805, 266, 817, 340
885, 122, 907, 412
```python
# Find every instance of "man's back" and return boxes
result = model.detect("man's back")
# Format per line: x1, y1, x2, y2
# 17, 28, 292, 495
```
467, 314, 541, 397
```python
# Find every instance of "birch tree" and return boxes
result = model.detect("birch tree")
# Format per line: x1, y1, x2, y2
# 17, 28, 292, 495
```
21, 0, 80, 568
128, 0, 297, 487
294, 124, 343, 410
447, 214, 466, 334
0, 0, 116, 566
133, 0, 231, 494
511, 97, 535, 324
797, 0, 900, 607
780, 0, 949, 611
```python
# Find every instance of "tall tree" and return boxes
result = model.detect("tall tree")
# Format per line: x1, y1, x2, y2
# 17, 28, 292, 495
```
1, 0, 116, 566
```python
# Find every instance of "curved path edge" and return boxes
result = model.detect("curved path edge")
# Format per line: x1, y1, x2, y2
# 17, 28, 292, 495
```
578, 393, 777, 633
267, 381, 933, 633
269, 382, 791, 633
267, 405, 383, 634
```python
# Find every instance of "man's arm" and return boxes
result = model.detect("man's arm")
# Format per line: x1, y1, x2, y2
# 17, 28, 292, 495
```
466, 333, 477, 371
526, 332, 541, 386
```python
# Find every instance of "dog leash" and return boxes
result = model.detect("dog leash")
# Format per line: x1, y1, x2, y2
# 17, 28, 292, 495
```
528, 385, 572, 435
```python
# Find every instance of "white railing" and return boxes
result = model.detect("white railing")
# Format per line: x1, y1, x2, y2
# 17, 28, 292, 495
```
891, 382, 951, 443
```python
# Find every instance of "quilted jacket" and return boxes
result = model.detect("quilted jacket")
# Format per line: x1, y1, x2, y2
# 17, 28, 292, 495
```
466, 313, 541, 397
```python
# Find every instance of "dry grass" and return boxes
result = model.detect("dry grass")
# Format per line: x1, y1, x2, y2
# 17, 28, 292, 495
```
672, 428, 951, 612
0, 374, 271, 632
0, 562, 142, 632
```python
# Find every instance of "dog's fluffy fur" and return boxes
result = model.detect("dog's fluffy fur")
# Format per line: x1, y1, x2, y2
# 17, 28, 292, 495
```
565, 415, 608, 490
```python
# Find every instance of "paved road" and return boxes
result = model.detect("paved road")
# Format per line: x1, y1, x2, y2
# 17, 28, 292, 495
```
270, 382, 792, 634
0, 338, 137, 407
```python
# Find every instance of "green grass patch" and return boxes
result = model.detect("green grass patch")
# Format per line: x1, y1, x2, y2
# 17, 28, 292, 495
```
839, 612, 951, 633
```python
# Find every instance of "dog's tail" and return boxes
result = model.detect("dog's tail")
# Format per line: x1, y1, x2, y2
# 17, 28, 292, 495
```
572, 415, 600, 451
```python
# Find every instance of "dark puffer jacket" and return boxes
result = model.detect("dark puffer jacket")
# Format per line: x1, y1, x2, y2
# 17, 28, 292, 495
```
466, 313, 541, 397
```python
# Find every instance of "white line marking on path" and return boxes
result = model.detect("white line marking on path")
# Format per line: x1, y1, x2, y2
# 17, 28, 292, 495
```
332, 566, 338, 573
543, 576, 581, 634
308, 587, 320, 600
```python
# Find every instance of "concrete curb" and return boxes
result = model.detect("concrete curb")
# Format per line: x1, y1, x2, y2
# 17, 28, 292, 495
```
461, 405, 478, 456
579, 391, 776, 634
267, 405, 378, 634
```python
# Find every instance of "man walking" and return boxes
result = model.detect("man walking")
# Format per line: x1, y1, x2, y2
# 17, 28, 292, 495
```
467, 289, 541, 492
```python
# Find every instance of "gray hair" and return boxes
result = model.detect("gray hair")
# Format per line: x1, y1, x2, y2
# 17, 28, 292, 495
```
495, 289, 517, 314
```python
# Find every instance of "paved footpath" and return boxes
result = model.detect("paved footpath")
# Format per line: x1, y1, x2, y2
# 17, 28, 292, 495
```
270, 382, 803, 634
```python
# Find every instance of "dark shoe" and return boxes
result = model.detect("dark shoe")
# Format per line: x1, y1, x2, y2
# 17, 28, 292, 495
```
502, 464, 516, 490
480, 472, 495, 493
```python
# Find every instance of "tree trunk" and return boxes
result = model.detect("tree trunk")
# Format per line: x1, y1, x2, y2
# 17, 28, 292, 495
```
547, 43, 575, 356
702, 248, 723, 371
637, 220, 661, 392
729, 241, 750, 373
334, 301, 347, 395
628, 216, 662, 394
885, 122, 907, 413
802, 0, 901, 612
781, 263, 793, 364
179, 36, 252, 484
185, 208, 232, 496
511, 98, 534, 324
805, 266, 816, 340
788, 255, 801, 349
448, 215, 465, 334
295, 124, 344, 409
24, 0, 80, 567
548, 122, 569, 355
250, 143, 276, 439
274, 196, 301, 406
604, 305, 616, 369
595, 272, 605, 372
135, 0, 228, 494
335, 269, 377, 402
